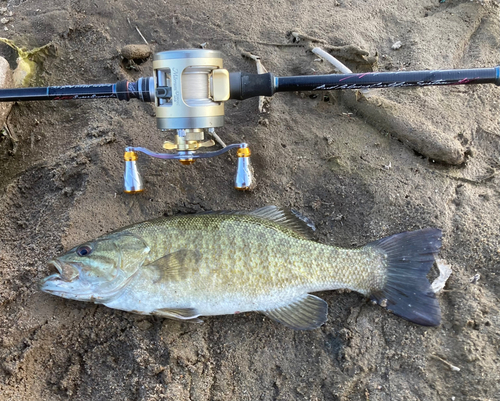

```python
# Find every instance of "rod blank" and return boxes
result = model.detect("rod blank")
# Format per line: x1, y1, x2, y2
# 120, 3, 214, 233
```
0, 83, 118, 102
275, 67, 500, 92
229, 66, 500, 100
0, 78, 154, 102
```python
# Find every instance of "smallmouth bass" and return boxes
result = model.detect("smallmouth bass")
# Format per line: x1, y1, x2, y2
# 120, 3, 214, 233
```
41, 206, 442, 329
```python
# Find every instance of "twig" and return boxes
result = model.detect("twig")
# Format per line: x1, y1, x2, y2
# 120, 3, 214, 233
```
312, 47, 370, 96
430, 354, 461, 372
290, 31, 376, 65
135, 26, 148, 45
312, 47, 351, 73
241, 51, 267, 74
3, 124, 17, 155
432, 168, 499, 186
290, 31, 327, 44
241, 51, 268, 113
4, 108, 18, 155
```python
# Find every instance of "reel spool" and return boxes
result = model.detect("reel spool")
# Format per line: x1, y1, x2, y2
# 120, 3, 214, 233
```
153, 49, 229, 130
124, 49, 253, 193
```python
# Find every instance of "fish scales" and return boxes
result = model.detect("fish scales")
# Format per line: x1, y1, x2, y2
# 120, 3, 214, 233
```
41, 206, 442, 329
128, 214, 382, 297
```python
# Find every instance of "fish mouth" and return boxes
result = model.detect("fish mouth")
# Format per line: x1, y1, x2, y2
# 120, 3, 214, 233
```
45, 260, 80, 282
40, 260, 83, 298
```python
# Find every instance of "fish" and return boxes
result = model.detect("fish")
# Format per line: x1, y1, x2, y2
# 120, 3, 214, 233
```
40, 206, 442, 329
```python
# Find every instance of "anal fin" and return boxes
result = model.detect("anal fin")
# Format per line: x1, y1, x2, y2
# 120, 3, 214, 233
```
261, 294, 328, 330
152, 307, 203, 323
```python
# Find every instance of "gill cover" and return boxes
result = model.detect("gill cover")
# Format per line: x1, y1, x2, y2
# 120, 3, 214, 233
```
41, 231, 150, 302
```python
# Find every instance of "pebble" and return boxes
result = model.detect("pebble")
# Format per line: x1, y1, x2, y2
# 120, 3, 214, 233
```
391, 41, 402, 50
121, 44, 151, 60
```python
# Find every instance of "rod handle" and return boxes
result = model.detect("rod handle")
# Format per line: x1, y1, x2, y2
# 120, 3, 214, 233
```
229, 72, 275, 100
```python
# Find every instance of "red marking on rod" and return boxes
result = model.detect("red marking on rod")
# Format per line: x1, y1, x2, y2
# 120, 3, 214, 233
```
451, 77, 476, 85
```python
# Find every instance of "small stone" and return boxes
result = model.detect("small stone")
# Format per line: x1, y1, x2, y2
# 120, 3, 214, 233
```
258, 118, 269, 127
0, 17, 9, 24
121, 44, 151, 60
0, 8, 6, 15
136, 319, 153, 330
470, 273, 480, 284
391, 41, 402, 50
62, 187, 74, 197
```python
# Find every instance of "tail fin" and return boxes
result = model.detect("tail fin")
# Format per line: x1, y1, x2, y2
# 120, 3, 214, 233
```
367, 228, 442, 326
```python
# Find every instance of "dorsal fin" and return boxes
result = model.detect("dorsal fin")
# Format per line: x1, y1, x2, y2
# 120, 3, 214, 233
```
250, 206, 316, 240
198, 206, 316, 240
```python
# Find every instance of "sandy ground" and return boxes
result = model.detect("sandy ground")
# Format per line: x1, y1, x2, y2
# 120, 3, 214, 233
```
0, 0, 499, 400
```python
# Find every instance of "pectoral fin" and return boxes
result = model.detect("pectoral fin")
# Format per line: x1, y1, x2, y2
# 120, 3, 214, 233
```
146, 249, 202, 283
152, 307, 203, 323
261, 294, 328, 330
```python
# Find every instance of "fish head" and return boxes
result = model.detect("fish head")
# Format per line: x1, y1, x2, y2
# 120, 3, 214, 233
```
40, 231, 149, 302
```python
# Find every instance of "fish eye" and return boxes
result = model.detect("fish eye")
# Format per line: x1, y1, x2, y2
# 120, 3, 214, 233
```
76, 245, 93, 257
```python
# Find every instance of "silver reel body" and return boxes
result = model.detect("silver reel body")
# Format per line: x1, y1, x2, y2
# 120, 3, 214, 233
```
124, 49, 252, 193
154, 49, 229, 130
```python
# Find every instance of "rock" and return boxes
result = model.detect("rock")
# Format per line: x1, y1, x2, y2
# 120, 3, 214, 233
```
391, 41, 402, 50
343, 91, 465, 165
0, 56, 13, 127
120, 44, 151, 60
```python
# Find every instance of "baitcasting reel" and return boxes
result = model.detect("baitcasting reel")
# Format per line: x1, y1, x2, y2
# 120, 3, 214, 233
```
0, 48, 499, 193
122, 49, 253, 192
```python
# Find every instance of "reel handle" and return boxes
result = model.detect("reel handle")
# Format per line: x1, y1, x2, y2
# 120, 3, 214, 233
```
123, 143, 254, 193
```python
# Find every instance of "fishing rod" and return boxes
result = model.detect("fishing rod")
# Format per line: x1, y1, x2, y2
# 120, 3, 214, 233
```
2, 63, 499, 102
1, 49, 499, 192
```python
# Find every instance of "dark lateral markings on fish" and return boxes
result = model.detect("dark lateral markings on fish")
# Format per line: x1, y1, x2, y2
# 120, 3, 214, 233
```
40, 206, 442, 330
